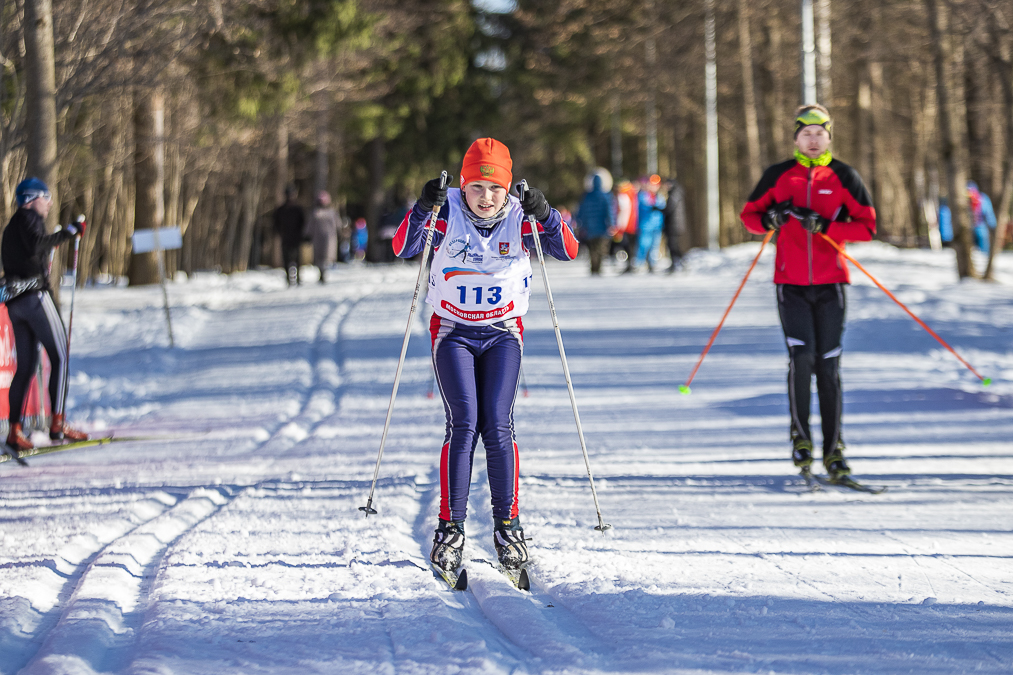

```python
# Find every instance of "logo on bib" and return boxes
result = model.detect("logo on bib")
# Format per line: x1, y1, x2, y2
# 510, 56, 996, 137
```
818, 189, 833, 195
480, 165, 495, 177
446, 236, 470, 261
443, 267, 488, 280
499, 242, 510, 255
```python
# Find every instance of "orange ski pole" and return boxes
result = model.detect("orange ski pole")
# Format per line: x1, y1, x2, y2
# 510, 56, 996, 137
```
680, 229, 775, 394
819, 233, 991, 385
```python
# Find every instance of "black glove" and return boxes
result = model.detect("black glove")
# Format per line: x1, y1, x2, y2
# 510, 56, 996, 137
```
790, 205, 831, 234
64, 215, 87, 237
761, 200, 793, 231
518, 186, 551, 222
418, 176, 451, 211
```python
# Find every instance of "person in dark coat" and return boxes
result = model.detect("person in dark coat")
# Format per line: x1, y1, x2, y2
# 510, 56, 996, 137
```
273, 184, 306, 286
663, 178, 687, 273
308, 191, 339, 283
2, 177, 88, 453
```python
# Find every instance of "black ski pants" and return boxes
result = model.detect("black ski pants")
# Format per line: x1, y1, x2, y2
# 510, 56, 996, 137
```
7, 290, 67, 424
776, 283, 846, 457
282, 241, 301, 285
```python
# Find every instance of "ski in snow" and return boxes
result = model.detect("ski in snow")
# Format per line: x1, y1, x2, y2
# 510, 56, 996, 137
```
0, 435, 166, 466
799, 468, 822, 492
815, 474, 887, 494
432, 564, 468, 591
471, 559, 530, 591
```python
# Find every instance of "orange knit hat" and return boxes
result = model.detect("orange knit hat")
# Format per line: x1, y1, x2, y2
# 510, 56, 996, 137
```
460, 138, 512, 190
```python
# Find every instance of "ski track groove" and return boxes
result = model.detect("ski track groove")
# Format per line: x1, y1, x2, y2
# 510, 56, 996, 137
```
411, 464, 609, 670
1, 494, 177, 674
264, 284, 383, 465
12, 487, 238, 675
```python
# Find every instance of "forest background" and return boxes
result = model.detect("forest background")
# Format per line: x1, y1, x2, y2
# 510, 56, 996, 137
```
1, 0, 1011, 287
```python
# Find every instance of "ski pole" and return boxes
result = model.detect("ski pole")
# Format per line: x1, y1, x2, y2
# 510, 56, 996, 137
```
520, 180, 610, 534
360, 171, 448, 516
60, 216, 85, 416
818, 232, 991, 385
680, 229, 775, 394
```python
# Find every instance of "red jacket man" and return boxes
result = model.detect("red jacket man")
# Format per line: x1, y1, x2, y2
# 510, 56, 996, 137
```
740, 105, 876, 482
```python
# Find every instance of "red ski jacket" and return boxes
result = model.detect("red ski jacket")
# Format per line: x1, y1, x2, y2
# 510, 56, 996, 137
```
740, 157, 876, 285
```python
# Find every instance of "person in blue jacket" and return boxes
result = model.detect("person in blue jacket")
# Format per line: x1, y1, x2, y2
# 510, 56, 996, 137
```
576, 172, 615, 275
633, 174, 666, 272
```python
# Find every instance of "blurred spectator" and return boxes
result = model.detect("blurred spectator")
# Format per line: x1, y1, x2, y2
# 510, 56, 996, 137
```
354, 218, 368, 259
938, 197, 952, 243
967, 181, 997, 253
615, 179, 639, 273
380, 190, 412, 263
663, 178, 687, 274
576, 172, 615, 275
273, 184, 305, 286
307, 190, 339, 283
937, 182, 998, 252
633, 174, 666, 273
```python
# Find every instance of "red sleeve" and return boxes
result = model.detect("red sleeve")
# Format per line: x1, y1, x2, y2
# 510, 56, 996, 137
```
825, 162, 876, 243
741, 160, 796, 235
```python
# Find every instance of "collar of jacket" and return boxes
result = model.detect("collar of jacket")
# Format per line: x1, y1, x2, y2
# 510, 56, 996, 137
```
794, 148, 833, 167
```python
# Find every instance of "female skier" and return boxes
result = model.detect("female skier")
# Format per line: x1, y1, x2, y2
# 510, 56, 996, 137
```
740, 105, 876, 481
392, 138, 578, 573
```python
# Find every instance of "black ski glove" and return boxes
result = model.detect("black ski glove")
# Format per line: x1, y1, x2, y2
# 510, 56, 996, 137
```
418, 175, 451, 211
518, 186, 551, 222
790, 205, 831, 234
761, 200, 793, 231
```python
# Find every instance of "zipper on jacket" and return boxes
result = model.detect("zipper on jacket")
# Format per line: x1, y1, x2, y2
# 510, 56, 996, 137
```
806, 165, 814, 284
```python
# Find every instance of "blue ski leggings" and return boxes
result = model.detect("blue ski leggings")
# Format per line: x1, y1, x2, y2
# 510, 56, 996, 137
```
431, 315, 523, 522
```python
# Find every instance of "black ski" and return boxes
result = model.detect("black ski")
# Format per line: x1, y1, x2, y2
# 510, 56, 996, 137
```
432, 564, 468, 591
815, 474, 887, 494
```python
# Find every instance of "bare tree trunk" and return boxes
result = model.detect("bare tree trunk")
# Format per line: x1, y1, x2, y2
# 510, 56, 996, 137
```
767, 14, 787, 154
128, 87, 165, 286
270, 117, 288, 268
815, 0, 833, 105
983, 34, 1013, 280
738, 0, 762, 185
314, 92, 329, 199
927, 0, 974, 278
365, 136, 386, 263
236, 166, 264, 272
23, 0, 61, 299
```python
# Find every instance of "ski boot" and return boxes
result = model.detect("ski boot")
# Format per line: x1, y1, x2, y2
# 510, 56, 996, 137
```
6, 423, 33, 451
50, 414, 88, 442
824, 441, 851, 481
493, 517, 529, 569
430, 519, 465, 573
791, 437, 814, 469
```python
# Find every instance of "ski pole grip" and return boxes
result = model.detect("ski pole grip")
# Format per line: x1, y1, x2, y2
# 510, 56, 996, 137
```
438, 170, 448, 190
518, 180, 529, 200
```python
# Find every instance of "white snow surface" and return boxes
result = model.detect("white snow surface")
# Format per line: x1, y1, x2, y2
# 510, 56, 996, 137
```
1, 243, 1011, 674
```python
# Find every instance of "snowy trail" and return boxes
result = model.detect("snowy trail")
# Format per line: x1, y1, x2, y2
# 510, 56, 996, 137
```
1, 244, 1012, 674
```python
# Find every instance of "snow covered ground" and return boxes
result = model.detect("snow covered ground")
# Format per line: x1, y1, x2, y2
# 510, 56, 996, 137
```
1, 242, 1011, 675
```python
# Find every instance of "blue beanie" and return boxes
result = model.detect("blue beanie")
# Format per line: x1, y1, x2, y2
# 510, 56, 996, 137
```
16, 177, 50, 206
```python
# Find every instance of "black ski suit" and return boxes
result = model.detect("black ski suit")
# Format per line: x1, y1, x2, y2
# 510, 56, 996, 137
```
1, 208, 75, 425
